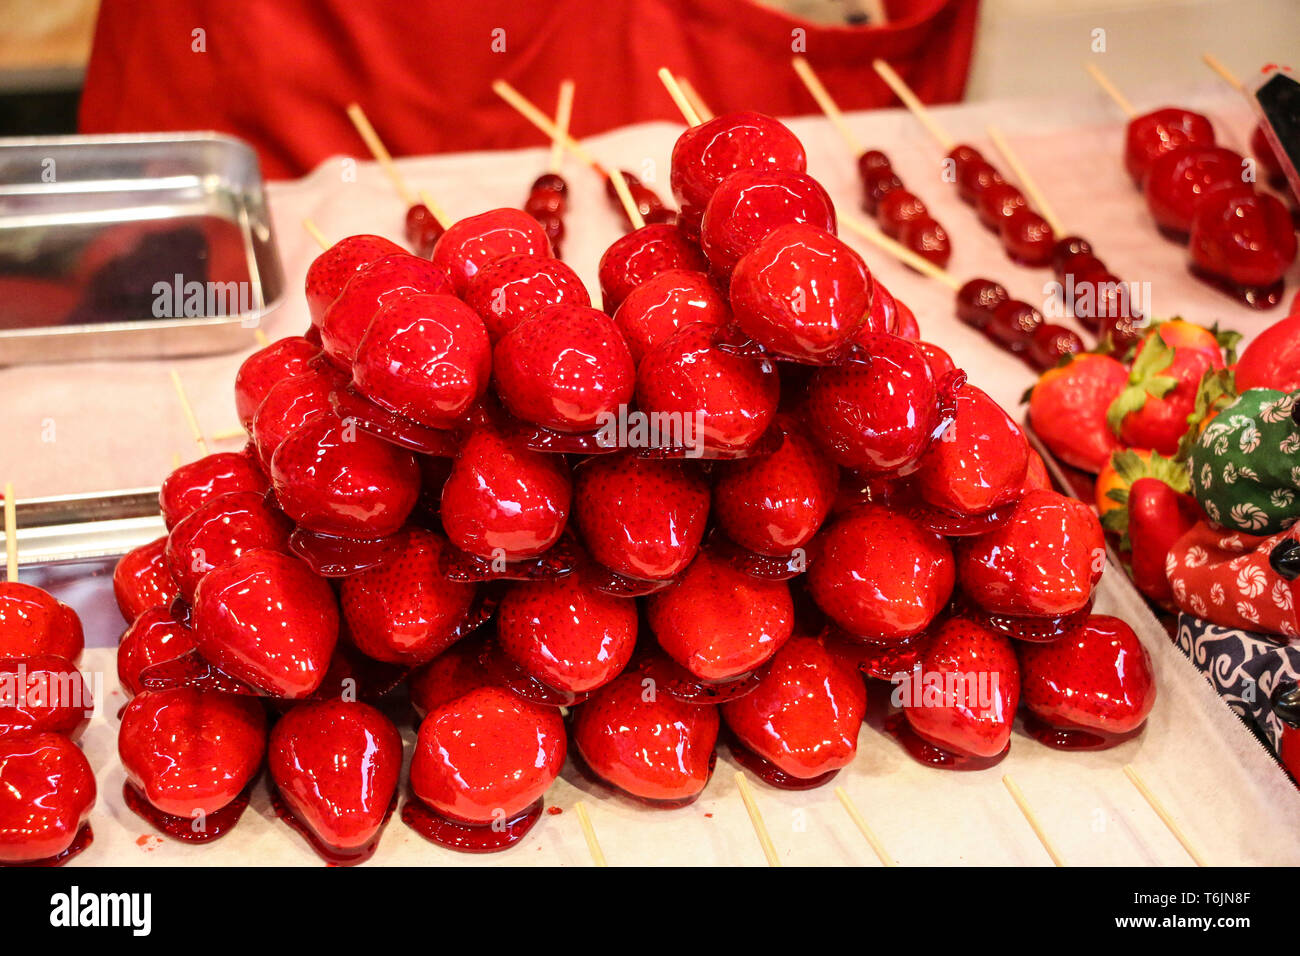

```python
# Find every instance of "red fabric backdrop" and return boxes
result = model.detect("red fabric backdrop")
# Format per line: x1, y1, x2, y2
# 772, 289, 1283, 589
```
79, 0, 980, 180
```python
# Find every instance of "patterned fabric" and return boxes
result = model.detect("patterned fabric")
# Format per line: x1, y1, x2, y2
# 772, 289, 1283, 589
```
1165, 521, 1300, 638
1188, 388, 1300, 536
1175, 613, 1300, 750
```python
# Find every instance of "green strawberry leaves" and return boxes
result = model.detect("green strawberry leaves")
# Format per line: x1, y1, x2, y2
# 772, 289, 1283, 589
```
1106, 330, 1178, 436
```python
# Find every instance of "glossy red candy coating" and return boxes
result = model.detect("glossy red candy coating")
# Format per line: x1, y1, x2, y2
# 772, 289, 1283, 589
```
191, 549, 339, 699
405, 203, 445, 257
1026, 323, 1085, 370
1143, 145, 1246, 235
987, 299, 1044, 351
159, 451, 268, 529
913, 384, 1029, 516
407, 640, 493, 719
117, 606, 196, 696
1188, 186, 1298, 288
269, 699, 402, 853
271, 413, 420, 540
976, 181, 1027, 231
598, 223, 708, 310
112, 536, 179, 622
320, 254, 454, 368
463, 254, 591, 342
119, 687, 266, 817
234, 336, 320, 432
0, 655, 91, 741
493, 304, 635, 433
0, 732, 96, 864
352, 292, 491, 430
807, 504, 954, 640
1000, 207, 1055, 267
897, 216, 952, 269
431, 208, 552, 294
250, 366, 340, 471
1124, 107, 1216, 186
305, 235, 405, 327
612, 269, 729, 366
411, 685, 566, 825
729, 222, 873, 363
877, 188, 928, 239
0, 582, 84, 663
165, 490, 293, 602
956, 160, 1004, 204
700, 169, 836, 279
954, 278, 1009, 330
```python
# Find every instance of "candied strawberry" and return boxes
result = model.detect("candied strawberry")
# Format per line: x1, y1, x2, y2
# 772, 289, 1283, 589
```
0, 582, 84, 662
573, 453, 710, 582
902, 616, 1020, 759
1028, 353, 1128, 474
700, 169, 836, 279
598, 223, 707, 310
721, 634, 866, 780
571, 658, 720, 802
913, 384, 1029, 516
1189, 186, 1297, 288
493, 304, 635, 433
320, 254, 453, 367
305, 234, 405, 326
611, 269, 729, 366
250, 365, 340, 471
118, 606, 196, 696
712, 419, 839, 556
112, 536, 179, 622
957, 489, 1105, 618
496, 569, 638, 693
407, 640, 494, 719
234, 335, 319, 431
431, 208, 552, 294
0, 655, 92, 741
165, 490, 293, 602
646, 549, 794, 681
463, 254, 591, 342
0, 733, 96, 864
807, 504, 954, 640
159, 450, 268, 529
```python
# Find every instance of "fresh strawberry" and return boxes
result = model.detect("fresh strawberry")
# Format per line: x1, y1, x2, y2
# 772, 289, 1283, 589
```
712, 418, 839, 556
573, 452, 710, 582
901, 616, 1019, 759
463, 254, 591, 342
597, 223, 707, 310
0, 732, 96, 864
117, 606, 196, 696
1018, 614, 1156, 739
165, 490, 293, 602
439, 417, 572, 560
320, 254, 453, 367
112, 536, 179, 622
119, 687, 266, 817
700, 169, 836, 279
159, 450, 268, 529
1028, 353, 1128, 473
407, 639, 493, 719
270, 412, 420, 540
250, 365, 341, 471
1234, 313, 1300, 393
191, 549, 339, 698
234, 335, 319, 432
496, 568, 638, 693
305, 234, 405, 326
913, 384, 1028, 516
1128, 477, 1202, 604
431, 208, 552, 294
269, 699, 402, 860
0, 582, 84, 662
807, 504, 954, 639
571, 656, 720, 803
1106, 320, 1227, 456
338, 527, 477, 665
410, 685, 566, 824
636, 322, 779, 455
807, 332, 938, 471
493, 304, 635, 433
352, 292, 491, 430
729, 223, 872, 363
1023, 448, 1052, 492
957, 489, 1105, 618
0, 655, 91, 741
611, 269, 729, 366
721, 633, 866, 781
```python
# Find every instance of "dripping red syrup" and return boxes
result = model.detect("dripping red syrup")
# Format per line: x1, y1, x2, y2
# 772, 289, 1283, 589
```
1021, 713, 1147, 751
436, 537, 578, 583
1189, 266, 1285, 310
723, 731, 840, 790
123, 779, 254, 842
519, 423, 622, 455
883, 712, 1010, 771
289, 527, 406, 577
401, 789, 544, 853
478, 641, 590, 707
329, 385, 463, 456
710, 530, 807, 581
566, 742, 715, 808
830, 626, 927, 681
975, 601, 1093, 644
269, 783, 397, 866
653, 657, 763, 704
584, 563, 675, 597
0, 824, 93, 867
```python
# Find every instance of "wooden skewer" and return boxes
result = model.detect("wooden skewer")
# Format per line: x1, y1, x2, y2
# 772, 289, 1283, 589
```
492, 80, 606, 173
1123, 765, 1208, 867
346, 102, 414, 206
657, 67, 702, 127
171, 452, 182, 470
608, 169, 646, 230
416, 190, 452, 231
253, 328, 270, 348
211, 427, 247, 442
792, 57, 864, 155
3, 482, 17, 583
573, 801, 608, 867
1083, 62, 1138, 118
549, 79, 576, 174
302, 218, 330, 251
986, 126, 1067, 237
677, 75, 714, 123
734, 771, 781, 867
1002, 775, 1066, 867
1201, 52, 1244, 92
834, 787, 896, 866
871, 59, 954, 151
840, 213, 962, 290
168, 369, 209, 457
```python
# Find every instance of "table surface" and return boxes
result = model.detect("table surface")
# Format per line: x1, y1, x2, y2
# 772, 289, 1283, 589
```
9, 83, 1300, 865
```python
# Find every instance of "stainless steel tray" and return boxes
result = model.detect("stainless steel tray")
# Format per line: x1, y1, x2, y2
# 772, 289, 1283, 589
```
0, 132, 284, 364
13, 487, 164, 566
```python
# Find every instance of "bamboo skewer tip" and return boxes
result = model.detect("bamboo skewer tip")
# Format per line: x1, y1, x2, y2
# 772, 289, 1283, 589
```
1123, 765, 1208, 867
1083, 61, 1138, 118
840, 213, 961, 291
657, 68, 702, 127
871, 58, 954, 150
302, 218, 330, 251
734, 771, 781, 867
833, 786, 897, 867
492, 79, 604, 175
985, 125, 1066, 237
792, 56, 864, 155
1002, 775, 1067, 867
168, 369, 209, 457
677, 75, 714, 123
549, 79, 576, 175
573, 801, 608, 867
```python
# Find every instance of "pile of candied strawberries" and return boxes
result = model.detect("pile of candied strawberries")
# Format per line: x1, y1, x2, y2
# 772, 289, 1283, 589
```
0, 110, 1156, 866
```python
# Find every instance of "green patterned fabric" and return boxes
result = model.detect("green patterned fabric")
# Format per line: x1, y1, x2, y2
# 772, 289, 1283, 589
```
1189, 388, 1300, 535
